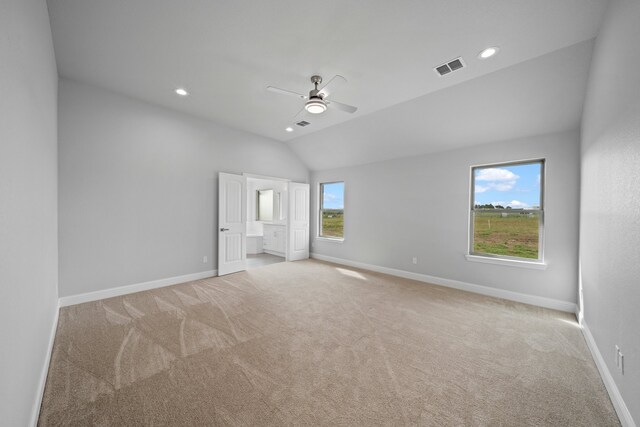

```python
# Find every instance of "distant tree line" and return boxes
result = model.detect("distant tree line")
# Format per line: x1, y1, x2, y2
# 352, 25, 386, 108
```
474, 204, 512, 209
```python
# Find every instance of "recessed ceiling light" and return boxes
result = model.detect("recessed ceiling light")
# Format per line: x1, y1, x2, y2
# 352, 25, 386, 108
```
478, 47, 499, 59
285, 127, 293, 132
175, 88, 189, 96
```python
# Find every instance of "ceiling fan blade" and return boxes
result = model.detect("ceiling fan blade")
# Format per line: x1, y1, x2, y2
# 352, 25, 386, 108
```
267, 86, 307, 99
292, 106, 307, 121
318, 75, 347, 99
326, 99, 357, 114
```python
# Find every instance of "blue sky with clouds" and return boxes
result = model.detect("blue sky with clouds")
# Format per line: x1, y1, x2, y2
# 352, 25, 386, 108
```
322, 182, 344, 209
474, 163, 541, 208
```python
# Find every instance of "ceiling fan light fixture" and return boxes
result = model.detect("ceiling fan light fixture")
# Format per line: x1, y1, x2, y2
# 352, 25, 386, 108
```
305, 98, 327, 114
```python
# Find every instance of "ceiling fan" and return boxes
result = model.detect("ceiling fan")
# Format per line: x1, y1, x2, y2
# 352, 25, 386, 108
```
267, 75, 358, 123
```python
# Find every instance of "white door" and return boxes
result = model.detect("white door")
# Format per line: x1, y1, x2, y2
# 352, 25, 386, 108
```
218, 173, 246, 276
287, 182, 310, 261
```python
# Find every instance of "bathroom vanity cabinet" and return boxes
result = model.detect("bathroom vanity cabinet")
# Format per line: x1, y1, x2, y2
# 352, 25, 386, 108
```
262, 223, 286, 256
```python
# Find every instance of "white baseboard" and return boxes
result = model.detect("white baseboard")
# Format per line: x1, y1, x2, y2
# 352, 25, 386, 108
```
33, 270, 216, 423
33, 260, 633, 426
310, 253, 577, 313
310, 254, 633, 425
58, 270, 217, 307
31, 301, 59, 427
581, 321, 636, 427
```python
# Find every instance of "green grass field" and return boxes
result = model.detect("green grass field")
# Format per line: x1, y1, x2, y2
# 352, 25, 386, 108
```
318, 209, 537, 256
321, 209, 344, 238
473, 211, 540, 259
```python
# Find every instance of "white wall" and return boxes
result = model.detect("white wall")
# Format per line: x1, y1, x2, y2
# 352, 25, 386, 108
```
0, 0, 59, 424
58, 79, 308, 297
311, 130, 580, 305
580, 0, 640, 423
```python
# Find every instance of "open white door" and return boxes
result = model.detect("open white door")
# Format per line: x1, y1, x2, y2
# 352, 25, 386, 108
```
218, 173, 246, 276
287, 182, 310, 261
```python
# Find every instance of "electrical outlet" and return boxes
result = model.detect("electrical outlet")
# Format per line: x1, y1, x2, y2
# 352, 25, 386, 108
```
615, 345, 624, 374
412, 256, 418, 265
203, 256, 208, 263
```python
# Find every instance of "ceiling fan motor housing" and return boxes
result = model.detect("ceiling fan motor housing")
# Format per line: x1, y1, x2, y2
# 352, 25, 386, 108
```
306, 76, 327, 113
309, 89, 322, 99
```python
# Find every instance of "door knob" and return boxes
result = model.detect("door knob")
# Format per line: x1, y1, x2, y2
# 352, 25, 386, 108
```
220, 228, 229, 232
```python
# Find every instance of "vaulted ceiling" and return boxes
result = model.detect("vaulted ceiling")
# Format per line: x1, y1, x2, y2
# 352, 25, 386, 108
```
48, 0, 607, 169
289, 40, 594, 170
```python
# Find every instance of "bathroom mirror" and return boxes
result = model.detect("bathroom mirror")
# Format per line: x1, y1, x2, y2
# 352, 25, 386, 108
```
256, 189, 273, 221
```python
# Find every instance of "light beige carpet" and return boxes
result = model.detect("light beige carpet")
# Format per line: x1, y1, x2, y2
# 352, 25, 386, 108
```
39, 260, 619, 426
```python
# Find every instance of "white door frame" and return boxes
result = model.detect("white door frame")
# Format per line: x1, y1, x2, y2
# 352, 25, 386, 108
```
241, 173, 309, 263
242, 172, 290, 182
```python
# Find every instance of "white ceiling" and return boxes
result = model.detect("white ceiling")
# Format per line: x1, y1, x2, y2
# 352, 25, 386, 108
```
289, 40, 595, 170
48, 0, 606, 144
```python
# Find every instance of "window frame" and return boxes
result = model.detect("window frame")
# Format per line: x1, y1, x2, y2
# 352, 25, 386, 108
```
318, 181, 345, 241
468, 159, 545, 264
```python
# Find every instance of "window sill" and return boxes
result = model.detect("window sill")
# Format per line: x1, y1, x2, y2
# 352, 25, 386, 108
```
315, 237, 344, 243
465, 254, 547, 270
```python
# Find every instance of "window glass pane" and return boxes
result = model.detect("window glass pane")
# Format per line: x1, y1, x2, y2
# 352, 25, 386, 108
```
320, 182, 344, 238
474, 163, 541, 209
472, 162, 542, 259
473, 210, 540, 259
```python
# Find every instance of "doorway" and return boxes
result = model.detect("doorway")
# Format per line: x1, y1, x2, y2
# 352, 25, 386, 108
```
246, 176, 288, 270
217, 172, 309, 276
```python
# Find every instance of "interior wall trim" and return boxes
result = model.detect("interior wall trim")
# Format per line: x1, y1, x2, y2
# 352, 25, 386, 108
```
310, 254, 638, 424
581, 320, 637, 427
58, 270, 217, 307
42, 259, 634, 425
31, 302, 59, 427
310, 253, 577, 313
37, 269, 217, 423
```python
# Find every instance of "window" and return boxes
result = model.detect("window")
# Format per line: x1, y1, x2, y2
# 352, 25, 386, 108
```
256, 189, 273, 221
319, 181, 344, 239
470, 160, 544, 262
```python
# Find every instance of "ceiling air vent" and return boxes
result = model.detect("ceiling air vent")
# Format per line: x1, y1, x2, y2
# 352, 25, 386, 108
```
296, 120, 311, 127
434, 57, 466, 76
